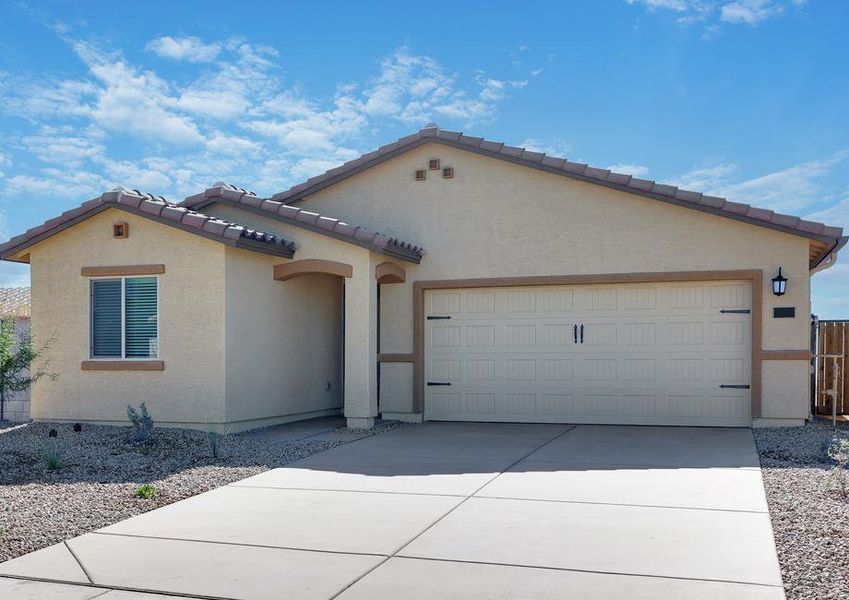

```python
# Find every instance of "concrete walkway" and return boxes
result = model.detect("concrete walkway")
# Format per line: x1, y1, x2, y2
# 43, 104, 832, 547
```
0, 423, 784, 599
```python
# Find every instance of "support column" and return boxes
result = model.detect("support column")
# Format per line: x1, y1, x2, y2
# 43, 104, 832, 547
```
344, 256, 378, 429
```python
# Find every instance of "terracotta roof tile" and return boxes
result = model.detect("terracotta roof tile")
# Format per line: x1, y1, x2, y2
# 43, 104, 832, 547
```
181, 184, 425, 263
0, 189, 296, 263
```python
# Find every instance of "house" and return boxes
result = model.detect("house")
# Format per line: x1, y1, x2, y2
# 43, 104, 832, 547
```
0, 287, 31, 422
0, 126, 844, 431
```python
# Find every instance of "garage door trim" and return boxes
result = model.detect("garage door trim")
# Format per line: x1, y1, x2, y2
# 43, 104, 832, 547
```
413, 270, 764, 418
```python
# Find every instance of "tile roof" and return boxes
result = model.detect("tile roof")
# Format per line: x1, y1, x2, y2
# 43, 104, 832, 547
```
268, 125, 844, 248
0, 287, 30, 318
0, 189, 296, 263
182, 183, 425, 263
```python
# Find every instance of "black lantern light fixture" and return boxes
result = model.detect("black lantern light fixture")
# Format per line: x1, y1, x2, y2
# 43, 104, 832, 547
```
772, 267, 788, 296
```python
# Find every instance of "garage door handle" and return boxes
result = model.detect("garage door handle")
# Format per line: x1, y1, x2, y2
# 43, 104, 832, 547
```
580, 324, 584, 344
718, 384, 750, 389
427, 382, 452, 386
573, 324, 578, 344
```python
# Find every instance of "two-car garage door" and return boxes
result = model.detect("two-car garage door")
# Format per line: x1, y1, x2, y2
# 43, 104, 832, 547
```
424, 281, 752, 427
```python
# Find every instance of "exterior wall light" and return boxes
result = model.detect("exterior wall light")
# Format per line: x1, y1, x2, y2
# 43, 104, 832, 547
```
772, 267, 788, 296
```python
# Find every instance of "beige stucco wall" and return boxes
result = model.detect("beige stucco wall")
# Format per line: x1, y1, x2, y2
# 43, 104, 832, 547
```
208, 205, 378, 424
223, 247, 343, 429
27, 209, 228, 427
289, 142, 813, 421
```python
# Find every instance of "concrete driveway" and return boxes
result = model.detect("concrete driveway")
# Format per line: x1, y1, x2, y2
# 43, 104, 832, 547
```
0, 423, 784, 599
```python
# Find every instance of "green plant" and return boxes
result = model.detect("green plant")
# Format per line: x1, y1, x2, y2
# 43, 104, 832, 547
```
135, 484, 157, 499
127, 402, 154, 442
0, 316, 56, 422
44, 442, 62, 471
826, 435, 849, 498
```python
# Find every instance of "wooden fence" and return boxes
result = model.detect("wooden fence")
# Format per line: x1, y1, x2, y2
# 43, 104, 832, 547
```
815, 319, 848, 416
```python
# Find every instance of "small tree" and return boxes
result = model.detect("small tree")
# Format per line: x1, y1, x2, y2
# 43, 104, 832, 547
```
0, 316, 55, 422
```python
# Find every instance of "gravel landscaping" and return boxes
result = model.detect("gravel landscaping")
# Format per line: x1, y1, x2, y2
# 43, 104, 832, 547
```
0, 419, 404, 563
754, 418, 849, 600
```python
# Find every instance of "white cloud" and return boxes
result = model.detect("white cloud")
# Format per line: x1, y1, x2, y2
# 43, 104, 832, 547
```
362, 48, 526, 125
668, 151, 849, 215
520, 138, 572, 158
0, 36, 529, 204
667, 162, 739, 190
626, 0, 690, 10
145, 36, 221, 62
626, 0, 806, 28
606, 163, 650, 177
711, 151, 849, 212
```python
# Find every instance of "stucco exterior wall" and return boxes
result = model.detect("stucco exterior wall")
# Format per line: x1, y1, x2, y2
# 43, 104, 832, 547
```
289, 143, 813, 421
27, 209, 227, 428
222, 247, 343, 430
208, 205, 378, 426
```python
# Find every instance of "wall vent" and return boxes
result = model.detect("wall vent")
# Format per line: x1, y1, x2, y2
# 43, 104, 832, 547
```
415, 169, 427, 181
442, 167, 454, 179
113, 222, 129, 239
429, 158, 440, 170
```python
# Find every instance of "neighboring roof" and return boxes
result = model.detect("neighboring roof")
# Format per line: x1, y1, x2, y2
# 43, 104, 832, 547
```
268, 125, 844, 266
182, 184, 425, 263
0, 189, 296, 263
0, 287, 30, 318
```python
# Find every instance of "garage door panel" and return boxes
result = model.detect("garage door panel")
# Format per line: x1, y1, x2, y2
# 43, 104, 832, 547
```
425, 281, 751, 427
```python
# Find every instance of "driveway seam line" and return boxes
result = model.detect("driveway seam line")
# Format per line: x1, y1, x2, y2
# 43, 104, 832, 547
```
0, 573, 245, 600
327, 424, 581, 599
470, 495, 769, 514
89, 531, 387, 558
229, 484, 467, 498
62, 540, 93, 584
389, 555, 786, 589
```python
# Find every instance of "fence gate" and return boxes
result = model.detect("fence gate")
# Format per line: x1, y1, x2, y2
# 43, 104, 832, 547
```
814, 319, 848, 417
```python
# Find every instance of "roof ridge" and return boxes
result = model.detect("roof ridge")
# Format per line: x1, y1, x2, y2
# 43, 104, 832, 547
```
264, 126, 843, 243
182, 183, 425, 262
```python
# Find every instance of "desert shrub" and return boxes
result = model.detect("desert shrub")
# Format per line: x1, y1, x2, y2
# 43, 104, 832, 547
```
135, 484, 157, 499
127, 402, 154, 442
44, 442, 62, 470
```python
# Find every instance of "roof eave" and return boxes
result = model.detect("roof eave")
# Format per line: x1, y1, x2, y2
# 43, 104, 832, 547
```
189, 196, 422, 263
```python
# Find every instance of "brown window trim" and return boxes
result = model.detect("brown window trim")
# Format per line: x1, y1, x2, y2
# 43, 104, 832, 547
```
81, 265, 165, 277
412, 270, 764, 419
378, 353, 414, 363
81, 360, 165, 371
761, 350, 812, 361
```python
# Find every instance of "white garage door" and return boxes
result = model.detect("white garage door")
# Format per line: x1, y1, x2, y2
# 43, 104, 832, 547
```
424, 281, 752, 427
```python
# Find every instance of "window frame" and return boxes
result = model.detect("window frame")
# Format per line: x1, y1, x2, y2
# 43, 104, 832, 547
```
89, 274, 160, 361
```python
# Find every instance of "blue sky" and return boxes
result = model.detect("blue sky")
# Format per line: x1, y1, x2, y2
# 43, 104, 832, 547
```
1, 0, 847, 315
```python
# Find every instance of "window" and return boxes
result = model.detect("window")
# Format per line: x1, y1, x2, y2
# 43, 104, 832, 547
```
90, 276, 158, 359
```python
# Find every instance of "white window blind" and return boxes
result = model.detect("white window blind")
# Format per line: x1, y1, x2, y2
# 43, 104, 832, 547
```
90, 276, 158, 359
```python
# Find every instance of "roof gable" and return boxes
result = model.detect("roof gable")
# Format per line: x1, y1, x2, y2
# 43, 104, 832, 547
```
269, 126, 844, 258
182, 184, 425, 263
0, 189, 296, 263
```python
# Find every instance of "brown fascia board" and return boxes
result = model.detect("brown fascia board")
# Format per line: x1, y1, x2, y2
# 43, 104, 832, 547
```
183, 187, 424, 264
811, 235, 849, 270
0, 191, 296, 263
269, 127, 843, 251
